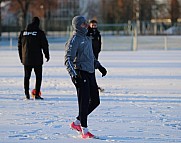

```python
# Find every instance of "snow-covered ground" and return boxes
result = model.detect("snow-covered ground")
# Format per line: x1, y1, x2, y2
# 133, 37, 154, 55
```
0, 50, 181, 143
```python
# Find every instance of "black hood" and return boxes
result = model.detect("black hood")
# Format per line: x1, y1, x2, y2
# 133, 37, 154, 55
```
26, 17, 40, 30
32, 17, 40, 27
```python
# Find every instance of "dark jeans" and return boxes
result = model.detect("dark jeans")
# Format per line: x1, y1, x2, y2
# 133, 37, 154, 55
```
73, 70, 100, 127
24, 65, 42, 95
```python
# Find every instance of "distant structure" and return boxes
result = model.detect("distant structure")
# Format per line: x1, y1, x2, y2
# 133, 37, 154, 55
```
49, 0, 99, 31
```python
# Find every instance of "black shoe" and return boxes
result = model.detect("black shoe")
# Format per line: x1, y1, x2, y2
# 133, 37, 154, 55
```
26, 94, 30, 100
35, 95, 44, 100
25, 91, 30, 99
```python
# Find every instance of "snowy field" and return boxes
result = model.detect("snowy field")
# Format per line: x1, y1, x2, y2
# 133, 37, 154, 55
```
0, 50, 181, 143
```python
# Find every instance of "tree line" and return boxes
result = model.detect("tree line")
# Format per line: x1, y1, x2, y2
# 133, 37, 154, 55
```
0, 0, 180, 35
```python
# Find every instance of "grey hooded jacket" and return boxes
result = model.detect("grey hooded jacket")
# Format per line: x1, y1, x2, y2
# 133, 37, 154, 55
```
65, 16, 100, 77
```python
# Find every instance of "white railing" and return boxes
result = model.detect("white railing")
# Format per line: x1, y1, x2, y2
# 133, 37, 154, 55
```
0, 32, 181, 51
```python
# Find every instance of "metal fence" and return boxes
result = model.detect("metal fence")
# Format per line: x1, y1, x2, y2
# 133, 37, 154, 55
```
0, 34, 181, 51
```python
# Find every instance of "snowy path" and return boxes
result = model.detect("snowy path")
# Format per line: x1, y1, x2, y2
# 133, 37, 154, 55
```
0, 50, 181, 143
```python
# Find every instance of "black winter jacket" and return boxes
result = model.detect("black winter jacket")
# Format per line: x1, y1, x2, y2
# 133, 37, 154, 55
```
87, 27, 101, 59
18, 23, 49, 66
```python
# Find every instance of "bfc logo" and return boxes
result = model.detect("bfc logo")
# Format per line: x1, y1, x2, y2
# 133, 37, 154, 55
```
23, 31, 37, 36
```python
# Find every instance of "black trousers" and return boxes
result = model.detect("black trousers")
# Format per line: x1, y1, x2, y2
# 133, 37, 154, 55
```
73, 70, 100, 128
93, 52, 99, 60
24, 65, 42, 95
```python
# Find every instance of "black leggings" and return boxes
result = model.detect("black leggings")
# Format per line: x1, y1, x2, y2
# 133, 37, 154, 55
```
74, 70, 100, 127
24, 65, 42, 95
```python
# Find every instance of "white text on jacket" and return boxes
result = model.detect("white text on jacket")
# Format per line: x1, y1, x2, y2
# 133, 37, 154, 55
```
23, 31, 37, 36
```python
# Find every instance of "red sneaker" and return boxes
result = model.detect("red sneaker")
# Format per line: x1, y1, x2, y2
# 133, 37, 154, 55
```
82, 132, 95, 139
31, 89, 42, 98
70, 122, 82, 132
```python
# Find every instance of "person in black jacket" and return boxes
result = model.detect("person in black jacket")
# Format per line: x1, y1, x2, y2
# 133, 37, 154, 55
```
87, 20, 104, 92
87, 20, 101, 60
18, 17, 50, 100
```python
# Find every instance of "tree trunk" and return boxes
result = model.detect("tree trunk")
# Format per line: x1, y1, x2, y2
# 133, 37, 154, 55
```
17, 0, 30, 29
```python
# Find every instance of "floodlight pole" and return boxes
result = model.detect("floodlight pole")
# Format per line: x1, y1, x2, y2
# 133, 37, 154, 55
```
164, 36, 167, 50
133, 26, 137, 51
132, 0, 139, 51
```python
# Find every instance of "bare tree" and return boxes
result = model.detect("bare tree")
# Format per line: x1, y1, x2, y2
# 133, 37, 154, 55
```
100, 0, 136, 23
122, 0, 133, 22
139, 0, 155, 34
30, 0, 57, 31
139, 0, 154, 21
86, 1, 100, 21
170, 0, 180, 25
8, 0, 57, 30
100, 0, 125, 23
9, 0, 31, 29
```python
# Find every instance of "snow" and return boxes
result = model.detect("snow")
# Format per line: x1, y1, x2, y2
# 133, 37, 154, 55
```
0, 50, 181, 143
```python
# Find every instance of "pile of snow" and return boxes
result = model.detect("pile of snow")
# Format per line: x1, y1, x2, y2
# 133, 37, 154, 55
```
164, 26, 181, 35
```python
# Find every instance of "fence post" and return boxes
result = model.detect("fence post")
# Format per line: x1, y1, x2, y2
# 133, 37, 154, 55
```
132, 26, 137, 51
164, 36, 167, 50
10, 38, 12, 49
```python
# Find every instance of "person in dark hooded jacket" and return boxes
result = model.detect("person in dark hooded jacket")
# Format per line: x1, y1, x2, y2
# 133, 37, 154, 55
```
65, 15, 107, 138
87, 20, 104, 92
18, 17, 50, 100
87, 20, 101, 60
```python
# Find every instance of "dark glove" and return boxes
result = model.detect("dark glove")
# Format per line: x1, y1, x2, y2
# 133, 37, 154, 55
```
46, 56, 50, 62
71, 75, 82, 87
98, 65, 107, 77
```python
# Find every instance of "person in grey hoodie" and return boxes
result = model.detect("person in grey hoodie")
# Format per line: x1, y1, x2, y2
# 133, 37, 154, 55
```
65, 15, 107, 138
